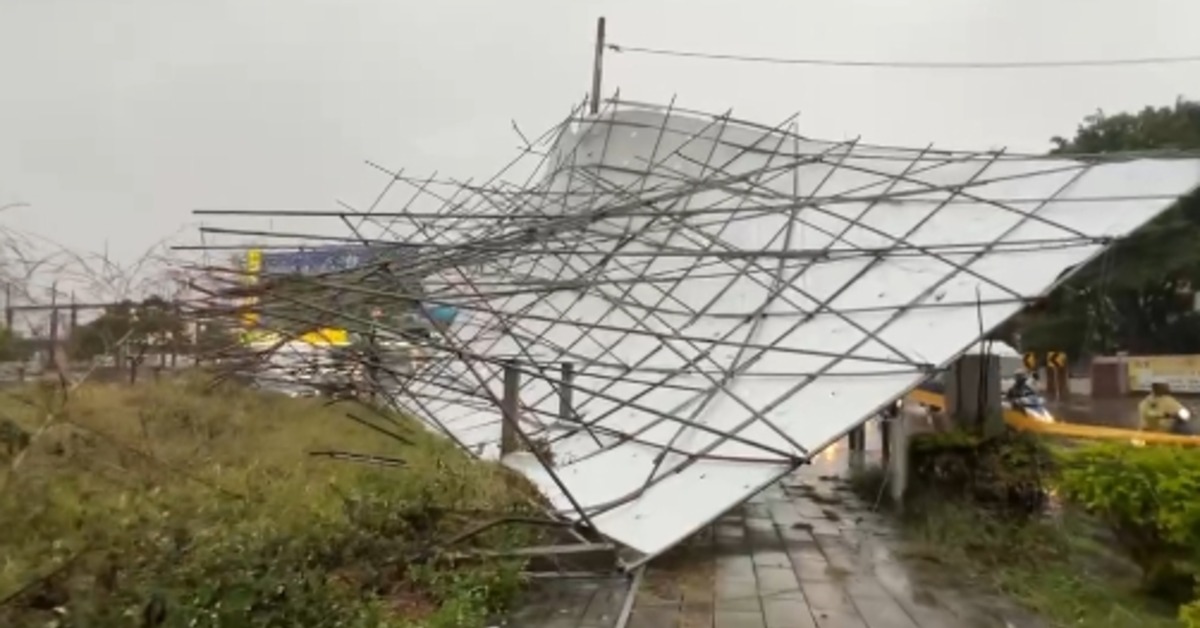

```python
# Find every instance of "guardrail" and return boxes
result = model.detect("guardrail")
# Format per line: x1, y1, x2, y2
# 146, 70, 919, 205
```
905, 387, 1200, 447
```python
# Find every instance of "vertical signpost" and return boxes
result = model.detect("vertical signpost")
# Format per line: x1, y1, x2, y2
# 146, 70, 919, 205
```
1047, 351, 1068, 401
1020, 351, 1067, 399
243, 249, 262, 329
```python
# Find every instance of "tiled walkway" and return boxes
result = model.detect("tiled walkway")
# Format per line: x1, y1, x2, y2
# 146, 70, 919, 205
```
505, 576, 632, 628
515, 422, 1046, 628
625, 456, 1043, 628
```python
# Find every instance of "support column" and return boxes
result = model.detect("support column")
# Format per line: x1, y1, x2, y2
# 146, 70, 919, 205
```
1044, 365, 1068, 402
558, 362, 575, 423
890, 403, 914, 509
847, 423, 866, 472
880, 406, 894, 464
500, 360, 522, 455
944, 353, 1003, 436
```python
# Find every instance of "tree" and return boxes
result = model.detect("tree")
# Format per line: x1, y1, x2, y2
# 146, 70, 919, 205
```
1022, 99, 1200, 356
135, 295, 184, 349
195, 320, 235, 354
0, 327, 33, 362
69, 296, 187, 360
71, 299, 135, 360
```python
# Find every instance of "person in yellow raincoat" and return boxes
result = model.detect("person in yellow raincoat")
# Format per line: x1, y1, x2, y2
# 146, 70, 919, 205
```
1138, 380, 1187, 432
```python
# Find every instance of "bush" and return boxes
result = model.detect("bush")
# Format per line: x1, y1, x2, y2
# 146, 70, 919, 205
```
1057, 442, 1200, 602
908, 429, 1055, 515
1183, 597, 1200, 628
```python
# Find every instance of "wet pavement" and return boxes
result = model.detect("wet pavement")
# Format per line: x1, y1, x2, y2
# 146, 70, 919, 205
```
507, 387, 1176, 626
1050, 392, 1200, 433
623, 446, 1045, 628
514, 420, 1047, 628
1048, 394, 1140, 429
504, 576, 633, 628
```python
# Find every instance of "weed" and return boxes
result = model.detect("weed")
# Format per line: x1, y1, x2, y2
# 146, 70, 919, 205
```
0, 373, 541, 627
847, 429, 1182, 628
0, 417, 30, 455
908, 429, 1055, 515
895, 499, 1178, 628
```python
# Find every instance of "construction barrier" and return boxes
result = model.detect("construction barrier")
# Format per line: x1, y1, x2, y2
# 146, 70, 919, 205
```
904, 387, 1200, 447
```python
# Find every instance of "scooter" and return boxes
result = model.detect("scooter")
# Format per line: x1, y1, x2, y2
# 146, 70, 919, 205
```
1007, 391, 1054, 423
1169, 406, 1197, 435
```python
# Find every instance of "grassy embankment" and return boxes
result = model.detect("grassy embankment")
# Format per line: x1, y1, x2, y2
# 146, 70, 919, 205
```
0, 374, 543, 627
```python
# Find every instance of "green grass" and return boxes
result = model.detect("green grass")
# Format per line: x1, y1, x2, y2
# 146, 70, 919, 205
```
0, 374, 543, 627
851, 466, 1180, 628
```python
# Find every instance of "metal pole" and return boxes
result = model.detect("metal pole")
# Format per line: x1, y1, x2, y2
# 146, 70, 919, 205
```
69, 294, 79, 337
559, 362, 575, 423
880, 408, 893, 463
170, 301, 180, 368
501, 359, 522, 455
48, 286, 59, 369
589, 17, 607, 116
366, 323, 380, 403
848, 423, 865, 472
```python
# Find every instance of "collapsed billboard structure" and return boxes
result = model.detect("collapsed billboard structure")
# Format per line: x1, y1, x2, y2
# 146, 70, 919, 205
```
197, 99, 1200, 566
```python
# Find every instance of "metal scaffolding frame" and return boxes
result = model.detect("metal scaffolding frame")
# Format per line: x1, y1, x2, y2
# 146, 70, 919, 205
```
184, 96, 1200, 570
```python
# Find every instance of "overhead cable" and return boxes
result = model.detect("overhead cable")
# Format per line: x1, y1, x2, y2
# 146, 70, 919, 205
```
607, 43, 1200, 70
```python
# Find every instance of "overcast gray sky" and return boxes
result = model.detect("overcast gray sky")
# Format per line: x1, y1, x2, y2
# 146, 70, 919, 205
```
3, 0, 1199, 271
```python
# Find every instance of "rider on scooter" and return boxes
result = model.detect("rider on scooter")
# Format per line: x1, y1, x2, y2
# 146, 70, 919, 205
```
1006, 371, 1038, 402
1138, 380, 1188, 433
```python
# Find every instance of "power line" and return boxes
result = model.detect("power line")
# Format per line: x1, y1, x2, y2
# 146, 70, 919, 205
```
607, 43, 1200, 70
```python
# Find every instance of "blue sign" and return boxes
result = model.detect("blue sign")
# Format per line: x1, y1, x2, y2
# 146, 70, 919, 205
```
422, 303, 459, 325
259, 245, 409, 276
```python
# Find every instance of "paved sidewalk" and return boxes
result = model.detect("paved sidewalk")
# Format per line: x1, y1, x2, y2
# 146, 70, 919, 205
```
505, 576, 631, 628
624, 439, 1045, 628
516, 423, 1046, 628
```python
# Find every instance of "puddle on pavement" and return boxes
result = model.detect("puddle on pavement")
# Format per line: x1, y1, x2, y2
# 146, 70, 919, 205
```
861, 519, 1050, 628
795, 471, 1049, 628
505, 577, 631, 627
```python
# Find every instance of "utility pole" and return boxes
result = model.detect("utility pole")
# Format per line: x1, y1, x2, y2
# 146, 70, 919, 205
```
47, 284, 59, 371
589, 16, 607, 116
69, 292, 79, 337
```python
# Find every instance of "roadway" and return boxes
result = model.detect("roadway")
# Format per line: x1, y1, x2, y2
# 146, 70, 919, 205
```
1046, 394, 1141, 429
